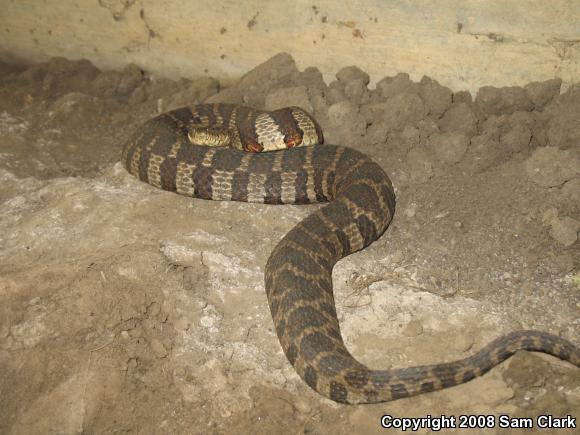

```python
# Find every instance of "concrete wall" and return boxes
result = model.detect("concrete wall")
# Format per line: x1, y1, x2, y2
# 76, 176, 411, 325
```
2, 0, 579, 93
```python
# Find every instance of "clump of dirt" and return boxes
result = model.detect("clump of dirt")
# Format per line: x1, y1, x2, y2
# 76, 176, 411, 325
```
0, 54, 578, 434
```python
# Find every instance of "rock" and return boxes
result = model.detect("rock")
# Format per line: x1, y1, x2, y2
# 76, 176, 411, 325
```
419, 76, 452, 118
549, 216, 579, 247
439, 103, 477, 137
525, 147, 580, 187
429, 131, 469, 163
524, 78, 561, 109
336, 65, 370, 85
476, 86, 533, 115
265, 85, 313, 113
376, 73, 420, 99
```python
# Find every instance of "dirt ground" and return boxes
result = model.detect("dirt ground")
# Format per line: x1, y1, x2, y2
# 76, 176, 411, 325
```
0, 53, 578, 434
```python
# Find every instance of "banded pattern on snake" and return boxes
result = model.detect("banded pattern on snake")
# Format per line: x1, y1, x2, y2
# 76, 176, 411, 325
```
122, 103, 580, 404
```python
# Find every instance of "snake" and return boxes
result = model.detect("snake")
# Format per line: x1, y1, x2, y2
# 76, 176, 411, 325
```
122, 103, 580, 404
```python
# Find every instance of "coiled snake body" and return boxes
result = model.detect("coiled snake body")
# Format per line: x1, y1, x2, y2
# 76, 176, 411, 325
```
122, 103, 580, 404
